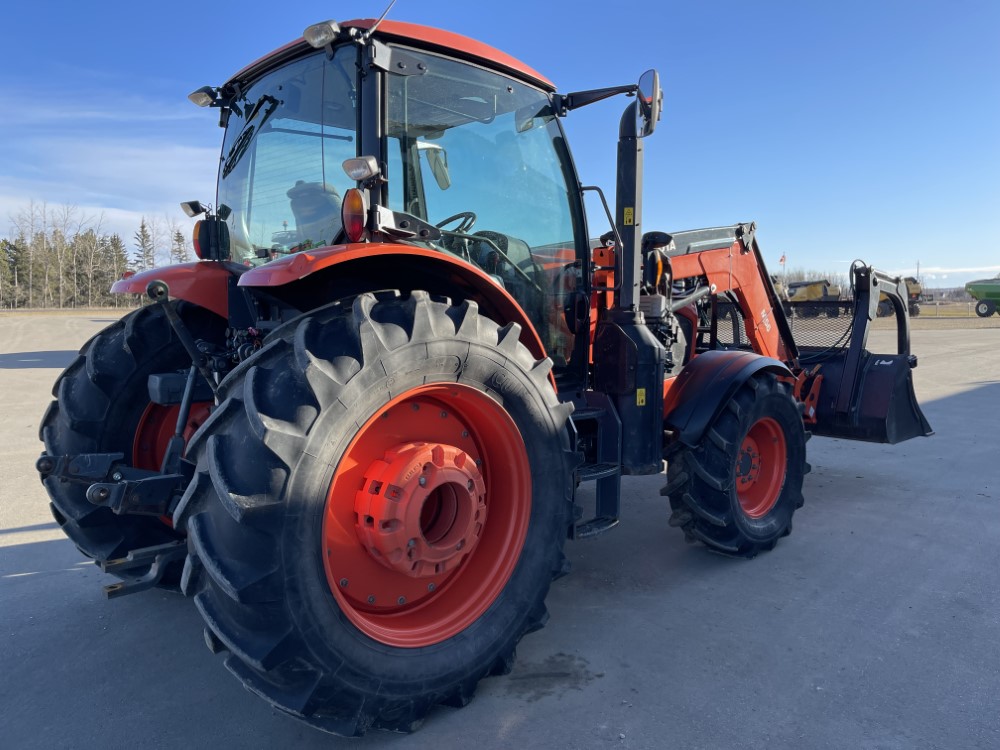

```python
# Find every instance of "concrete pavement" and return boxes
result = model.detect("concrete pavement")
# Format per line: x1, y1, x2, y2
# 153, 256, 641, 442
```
1, 313, 997, 749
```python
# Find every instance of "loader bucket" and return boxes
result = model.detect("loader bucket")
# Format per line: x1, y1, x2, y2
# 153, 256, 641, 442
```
795, 264, 933, 444
809, 350, 933, 444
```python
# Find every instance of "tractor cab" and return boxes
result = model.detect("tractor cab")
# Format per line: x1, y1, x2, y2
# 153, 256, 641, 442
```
208, 20, 594, 382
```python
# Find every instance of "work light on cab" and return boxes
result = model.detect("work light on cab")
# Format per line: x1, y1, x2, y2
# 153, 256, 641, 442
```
304, 20, 341, 48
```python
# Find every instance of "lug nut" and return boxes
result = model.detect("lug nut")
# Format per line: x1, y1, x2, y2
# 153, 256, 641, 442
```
112, 472, 123, 481
397, 596, 406, 605
339, 578, 349, 587
367, 595, 376, 604
418, 476, 427, 487
427, 583, 436, 592
408, 538, 417, 548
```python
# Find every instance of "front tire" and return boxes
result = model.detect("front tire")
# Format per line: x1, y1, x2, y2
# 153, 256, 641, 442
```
975, 300, 995, 318
663, 372, 806, 557
177, 291, 575, 735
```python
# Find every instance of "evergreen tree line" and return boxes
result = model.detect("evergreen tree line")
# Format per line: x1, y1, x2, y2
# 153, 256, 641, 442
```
0, 202, 192, 310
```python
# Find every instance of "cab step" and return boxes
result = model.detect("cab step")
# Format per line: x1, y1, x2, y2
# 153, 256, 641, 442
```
569, 394, 622, 540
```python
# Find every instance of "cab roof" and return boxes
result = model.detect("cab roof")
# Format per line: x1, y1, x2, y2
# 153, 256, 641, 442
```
226, 18, 555, 92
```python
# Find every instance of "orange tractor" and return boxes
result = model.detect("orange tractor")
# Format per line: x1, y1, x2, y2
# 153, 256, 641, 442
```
36, 18, 932, 735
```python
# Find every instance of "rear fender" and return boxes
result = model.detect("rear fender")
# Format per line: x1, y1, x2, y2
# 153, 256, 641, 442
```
237, 243, 547, 360
111, 262, 238, 321
663, 350, 791, 448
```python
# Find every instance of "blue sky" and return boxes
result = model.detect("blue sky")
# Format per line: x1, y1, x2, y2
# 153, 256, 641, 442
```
1, 1, 997, 286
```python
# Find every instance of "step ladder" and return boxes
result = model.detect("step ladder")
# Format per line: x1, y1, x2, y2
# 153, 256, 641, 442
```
569, 394, 622, 539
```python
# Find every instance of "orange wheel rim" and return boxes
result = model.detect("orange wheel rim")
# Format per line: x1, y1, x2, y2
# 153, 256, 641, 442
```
133, 401, 213, 527
735, 417, 786, 519
133, 401, 214, 471
322, 383, 531, 648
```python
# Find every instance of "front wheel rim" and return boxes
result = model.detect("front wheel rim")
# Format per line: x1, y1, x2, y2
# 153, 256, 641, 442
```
322, 383, 531, 648
735, 417, 787, 519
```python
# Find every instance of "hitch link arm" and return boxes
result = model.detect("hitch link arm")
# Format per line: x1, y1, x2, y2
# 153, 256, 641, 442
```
146, 280, 220, 400
36, 452, 189, 518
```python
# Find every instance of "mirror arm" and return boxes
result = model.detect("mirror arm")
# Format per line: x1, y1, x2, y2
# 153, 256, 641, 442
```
554, 84, 638, 115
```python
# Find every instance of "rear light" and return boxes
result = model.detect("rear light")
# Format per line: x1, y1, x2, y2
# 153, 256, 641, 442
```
192, 220, 205, 259
342, 189, 368, 243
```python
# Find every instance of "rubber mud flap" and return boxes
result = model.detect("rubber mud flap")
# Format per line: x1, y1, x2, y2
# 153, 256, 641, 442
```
810, 351, 933, 444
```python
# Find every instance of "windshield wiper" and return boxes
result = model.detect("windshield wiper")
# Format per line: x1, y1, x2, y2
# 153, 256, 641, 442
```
221, 95, 279, 178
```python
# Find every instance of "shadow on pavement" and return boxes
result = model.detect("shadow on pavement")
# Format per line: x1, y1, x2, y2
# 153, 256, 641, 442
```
0, 350, 77, 369
0, 522, 59, 536
1, 382, 996, 748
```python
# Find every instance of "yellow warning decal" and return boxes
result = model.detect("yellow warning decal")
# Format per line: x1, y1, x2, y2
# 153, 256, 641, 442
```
636, 387, 646, 406
623, 207, 634, 226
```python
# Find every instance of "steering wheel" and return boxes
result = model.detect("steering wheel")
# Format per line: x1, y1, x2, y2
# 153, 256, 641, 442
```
434, 211, 477, 234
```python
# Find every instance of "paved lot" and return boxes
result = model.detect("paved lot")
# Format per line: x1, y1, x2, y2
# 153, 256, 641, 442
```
1, 312, 997, 749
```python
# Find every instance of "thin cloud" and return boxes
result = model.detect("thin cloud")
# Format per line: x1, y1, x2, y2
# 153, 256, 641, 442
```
0, 128, 219, 241
0, 91, 206, 127
0, 137, 218, 210
892, 264, 1000, 276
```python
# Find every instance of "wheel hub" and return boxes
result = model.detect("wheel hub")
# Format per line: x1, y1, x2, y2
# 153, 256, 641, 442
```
734, 417, 787, 519
737, 438, 761, 486
354, 442, 487, 578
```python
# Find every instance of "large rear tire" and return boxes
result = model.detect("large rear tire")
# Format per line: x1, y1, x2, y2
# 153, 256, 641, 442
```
39, 302, 224, 567
176, 291, 575, 736
663, 372, 806, 557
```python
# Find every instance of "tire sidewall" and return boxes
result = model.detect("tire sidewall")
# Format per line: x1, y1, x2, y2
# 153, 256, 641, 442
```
728, 386, 805, 541
45, 302, 225, 554
281, 333, 569, 690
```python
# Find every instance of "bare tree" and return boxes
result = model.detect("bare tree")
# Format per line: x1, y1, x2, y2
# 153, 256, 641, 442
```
10, 201, 41, 308
49, 203, 79, 308
84, 213, 107, 307
166, 215, 192, 264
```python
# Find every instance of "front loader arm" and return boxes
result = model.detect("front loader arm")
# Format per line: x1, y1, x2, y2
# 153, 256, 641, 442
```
668, 223, 798, 364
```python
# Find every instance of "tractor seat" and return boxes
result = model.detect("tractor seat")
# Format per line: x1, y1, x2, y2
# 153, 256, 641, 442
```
472, 230, 534, 271
287, 180, 342, 246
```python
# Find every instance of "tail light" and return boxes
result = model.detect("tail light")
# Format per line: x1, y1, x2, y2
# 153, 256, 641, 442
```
192, 220, 204, 259
342, 188, 368, 243
191, 217, 231, 260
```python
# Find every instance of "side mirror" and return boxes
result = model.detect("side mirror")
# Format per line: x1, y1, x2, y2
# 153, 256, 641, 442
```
418, 141, 451, 190
636, 69, 662, 138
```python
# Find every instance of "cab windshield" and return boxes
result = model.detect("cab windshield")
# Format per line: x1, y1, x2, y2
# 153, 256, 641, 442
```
217, 46, 357, 264
386, 47, 584, 365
